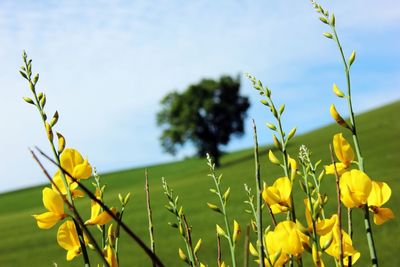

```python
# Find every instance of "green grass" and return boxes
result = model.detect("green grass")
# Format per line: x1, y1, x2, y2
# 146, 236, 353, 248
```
1, 101, 399, 267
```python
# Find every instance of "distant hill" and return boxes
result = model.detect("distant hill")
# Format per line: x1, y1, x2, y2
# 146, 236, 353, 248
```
1, 101, 399, 267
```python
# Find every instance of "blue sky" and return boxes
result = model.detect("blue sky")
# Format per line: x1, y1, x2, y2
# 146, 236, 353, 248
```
1, 0, 399, 192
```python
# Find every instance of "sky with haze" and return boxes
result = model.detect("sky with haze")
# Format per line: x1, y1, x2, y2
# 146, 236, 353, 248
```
1, 0, 399, 192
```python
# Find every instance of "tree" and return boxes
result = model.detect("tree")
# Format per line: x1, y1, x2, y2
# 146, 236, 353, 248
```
157, 75, 250, 167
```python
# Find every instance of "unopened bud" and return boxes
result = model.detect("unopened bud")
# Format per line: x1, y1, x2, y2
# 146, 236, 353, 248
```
216, 224, 226, 237
266, 123, 276, 131
178, 248, 188, 262
223, 187, 231, 203
50, 111, 59, 127
332, 83, 344, 98
273, 135, 282, 150
56, 132, 66, 153
23, 97, 35, 105
232, 220, 240, 243
330, 104, 352, 130
287, 127, 297, 140
194, 239, 202, 254
319, 16, 328, 24
349, 51, 356, 66
268, 150, 281, 165
207, 203, 221, 213
249, 242, 259, 257
323, 32, 333, 39
45, 122, 53, 142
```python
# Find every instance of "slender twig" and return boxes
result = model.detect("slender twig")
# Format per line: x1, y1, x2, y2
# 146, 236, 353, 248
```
244, 224, 250, 267
207, 155, 236, 267
347, 208, 353, 267
217, 234, 222, 267
252, 120, 265, 267
145, 169, 157, 267
30, 149, 110, 267
329, 145, 343, 267
35, 147, 166, 267
319, 5, 378, 265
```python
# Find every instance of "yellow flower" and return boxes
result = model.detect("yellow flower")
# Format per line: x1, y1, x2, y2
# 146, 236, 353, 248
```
51, 148, 92, 195
320, 229, 360, 266
57, 220, 82, 261
266, 221, 308, 259
85, 201, 116, 226
325, 133, 354, 175
33, 187, 67, 229
60, 148, 92, 179
340, 170, 372, 208
105, 245, 118, 267
368, 181, 394, 225
52, 170, 80, 196
304, 198, 337, 235
262, 177, 292, 214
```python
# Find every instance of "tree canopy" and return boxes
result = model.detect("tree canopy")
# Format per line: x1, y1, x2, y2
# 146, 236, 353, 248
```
157, 75, 250, 166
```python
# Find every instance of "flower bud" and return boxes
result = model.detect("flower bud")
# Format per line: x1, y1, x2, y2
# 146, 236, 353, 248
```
23, 97, 35, 105
332, 83, 345, 98
207, 203, 221, 213
249, 242, 259, 257
56, 132, 66, 153
232, 220, 240, 243
287, 127, 297, 140
178, 248, 188, 262
266, 123, 276, 131
319, 16, 328, 24
273, 135, 282, 150
50, 111, 59, 127
268, 150, 281, 165
323, 32, 333, 39
216, 224, 226, 237
330, 104, 351, 130
45, 122, 53, 142
194, 239, 202, 254
349, 51, 356, 66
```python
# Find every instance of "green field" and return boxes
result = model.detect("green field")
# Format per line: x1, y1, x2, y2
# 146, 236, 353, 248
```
1, 101, 399, 267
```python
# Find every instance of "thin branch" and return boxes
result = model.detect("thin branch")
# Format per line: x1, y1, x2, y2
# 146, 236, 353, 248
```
244, 224, 250, 267
252, 120, 265, 267
145, 169, 157, 267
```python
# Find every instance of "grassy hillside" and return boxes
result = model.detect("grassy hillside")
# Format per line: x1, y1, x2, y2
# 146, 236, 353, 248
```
1, 101, 399, 267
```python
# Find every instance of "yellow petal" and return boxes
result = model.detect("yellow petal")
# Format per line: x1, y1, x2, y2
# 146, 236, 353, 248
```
57, 220, 81, 251
373, 207, 394, 225
333, 133, 354, 166
60, 148, 81, 174
42, 187, 64, 215
324, 163, 347, 176
316, 214, 337, 236
33, 212, 64, 229
273, 177, 292, 203
85, 207, 116, 226
105, 245, 118, 267
66, 248, 81, 261
60, 148, 92, 179
340, 170, 372, 208
52, 171, 78, 195
90, 200, 101, 221
73, 158, 92, 179
368, 181, 391, 207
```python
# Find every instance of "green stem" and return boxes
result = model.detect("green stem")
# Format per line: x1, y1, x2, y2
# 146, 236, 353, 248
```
252, 121, 265, 267
330, 23, 378, 267
24, 56, 90, 266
